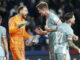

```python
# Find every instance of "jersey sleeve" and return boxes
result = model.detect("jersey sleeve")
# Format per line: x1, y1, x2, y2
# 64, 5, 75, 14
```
48, 24, 57, 31
66, 29, 74, 41
52, 15, 61, 25
23, 27, 30, 39
2, 27, 6, 37
8, 18, 18, 34
46, 19, 57, 31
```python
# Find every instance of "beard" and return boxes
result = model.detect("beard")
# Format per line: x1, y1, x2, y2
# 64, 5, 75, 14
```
22, 14, 27, 19
72, 21, 75, 24
71, 21, 75, 26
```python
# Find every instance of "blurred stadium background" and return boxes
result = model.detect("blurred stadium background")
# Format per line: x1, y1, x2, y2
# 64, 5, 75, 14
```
0, 0, 80, 60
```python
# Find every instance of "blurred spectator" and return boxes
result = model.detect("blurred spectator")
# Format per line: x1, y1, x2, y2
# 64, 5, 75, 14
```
7, 0, 17, 11
64, 0, 74, 13
0, 4, 6, 15
58, 4, 64, 18
27, 16, 36, 32
19, 0, 24, 6
35, 16, 46, 30
9, 4, 18, 17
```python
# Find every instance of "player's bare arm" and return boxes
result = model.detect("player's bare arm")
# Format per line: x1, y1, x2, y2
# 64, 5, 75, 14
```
34, 27, 48, 35
45, 25, 54, 32
2, 36, 9, 60
67, 40, 80, 53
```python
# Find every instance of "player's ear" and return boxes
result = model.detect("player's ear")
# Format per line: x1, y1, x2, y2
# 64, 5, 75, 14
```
68, 19, 71, 23
20, 10, 22, 14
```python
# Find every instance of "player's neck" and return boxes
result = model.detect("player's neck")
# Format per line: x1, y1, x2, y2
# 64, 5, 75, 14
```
68, 23, 72, 26
45, 10, 50, 18
66, 22, 72, 26
17, 14, 23, 19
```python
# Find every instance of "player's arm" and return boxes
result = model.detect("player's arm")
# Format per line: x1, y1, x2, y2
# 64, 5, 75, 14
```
18, 21, 29, 29
34, 27, 48, 35
41, 31, 48, 35
67, 34, 80, 53
68, 40, 79, 50
45, 17, 62, 32
8, 19, 18, 34
2, 28, 9, 60
2, 37, 9, 60
23, 27, 30, 39
45, 25, 56, 32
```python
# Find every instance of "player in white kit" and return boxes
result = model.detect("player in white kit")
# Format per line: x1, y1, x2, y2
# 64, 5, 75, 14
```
36, 2, 79, 60
0, 15, 9, 60
53, 12, 80, 60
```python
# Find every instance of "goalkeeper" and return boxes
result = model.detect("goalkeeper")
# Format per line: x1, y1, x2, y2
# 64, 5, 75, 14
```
8, 6, 40, 60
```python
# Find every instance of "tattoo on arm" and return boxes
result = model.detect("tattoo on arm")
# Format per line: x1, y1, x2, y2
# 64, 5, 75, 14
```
68, 40, 79, 50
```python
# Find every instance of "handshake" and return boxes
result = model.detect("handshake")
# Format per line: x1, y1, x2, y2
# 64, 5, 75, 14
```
25, 35, 40, 46
18, 21, 29, 29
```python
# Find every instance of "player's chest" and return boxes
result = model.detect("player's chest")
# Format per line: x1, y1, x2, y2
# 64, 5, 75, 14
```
15, 20, 25, 33
15, 19, 24, 25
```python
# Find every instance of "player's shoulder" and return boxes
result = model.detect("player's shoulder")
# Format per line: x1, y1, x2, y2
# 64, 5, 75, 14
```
57, 23, 64, 30
50, 12, 57, 17
9, 15, 17, 22
57, 23, 69, 30
63, 23, 73, 33
50, 12, 59, 20
57, 23, 64, 27
49, 12, 55, 17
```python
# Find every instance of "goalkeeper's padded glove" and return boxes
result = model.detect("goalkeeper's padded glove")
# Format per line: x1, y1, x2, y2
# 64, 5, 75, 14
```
28, 35, 40, 46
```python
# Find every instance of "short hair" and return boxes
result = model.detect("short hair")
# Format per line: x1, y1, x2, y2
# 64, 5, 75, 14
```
64, 12, 74, 21
36, 2, 48, 9
18, 6, 26, 13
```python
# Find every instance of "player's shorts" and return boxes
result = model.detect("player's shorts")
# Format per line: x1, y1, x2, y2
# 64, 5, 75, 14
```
10, 47, 25, 60
0, 56, 5, 60
54, 53, 66, 60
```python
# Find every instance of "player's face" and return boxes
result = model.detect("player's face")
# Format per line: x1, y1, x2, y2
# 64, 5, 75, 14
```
70, 15, 75, 24
38, 8, 45, 16
21, 7, 28, 19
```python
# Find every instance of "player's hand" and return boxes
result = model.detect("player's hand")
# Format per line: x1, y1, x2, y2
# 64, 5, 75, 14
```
34, 27, 43, 34
73, 35, 78, 41
45, 25, 48, 30
25, 40, 32, 46
45, 25, 54, 32
6, 53, 9, 60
